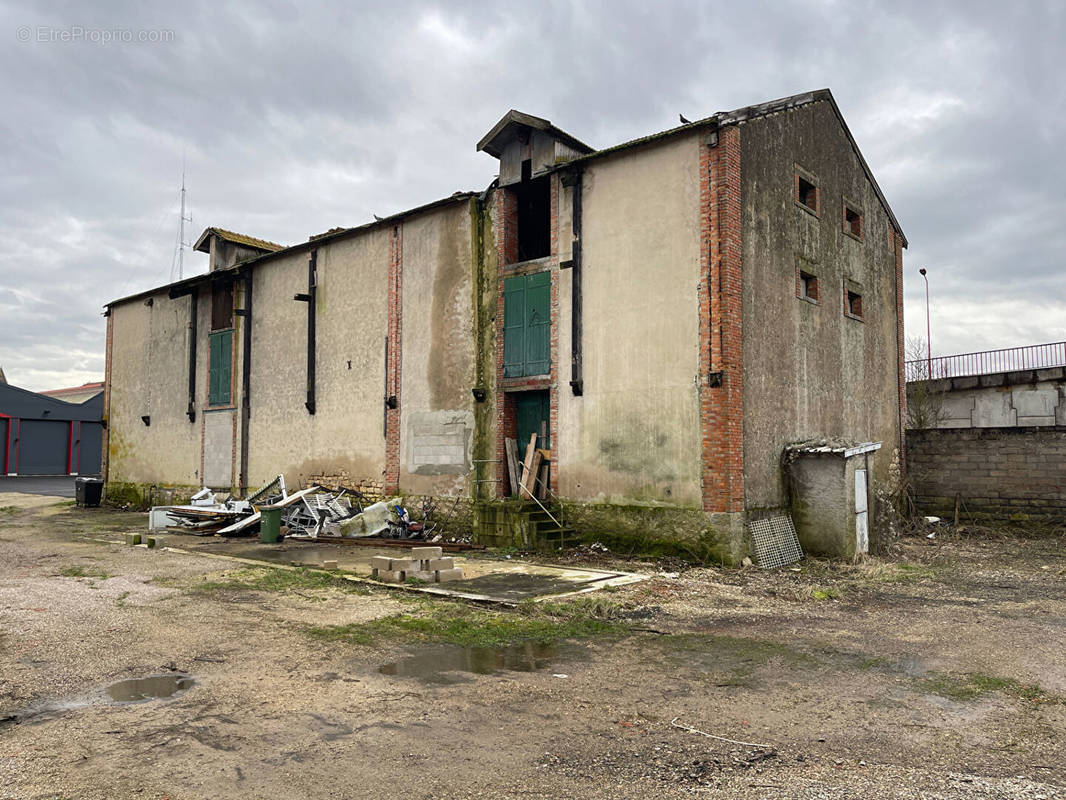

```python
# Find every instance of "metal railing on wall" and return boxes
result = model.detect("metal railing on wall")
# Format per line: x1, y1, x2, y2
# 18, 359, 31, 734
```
906, 341, 1066, 382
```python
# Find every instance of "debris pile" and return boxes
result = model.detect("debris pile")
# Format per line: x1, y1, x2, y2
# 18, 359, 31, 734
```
150, 475, 451, 543
370, 546, 464, 584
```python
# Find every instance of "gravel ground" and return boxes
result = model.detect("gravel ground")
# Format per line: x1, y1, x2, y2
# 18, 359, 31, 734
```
0, 495, 1063, 799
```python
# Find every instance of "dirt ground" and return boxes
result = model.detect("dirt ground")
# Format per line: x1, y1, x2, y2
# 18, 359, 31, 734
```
1, 493, 1064, 799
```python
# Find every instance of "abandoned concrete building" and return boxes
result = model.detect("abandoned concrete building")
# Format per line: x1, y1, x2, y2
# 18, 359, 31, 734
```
102, 89, 907, 562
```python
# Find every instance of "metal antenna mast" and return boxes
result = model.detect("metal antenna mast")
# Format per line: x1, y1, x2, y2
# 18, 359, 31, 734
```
177, 159, 191, 280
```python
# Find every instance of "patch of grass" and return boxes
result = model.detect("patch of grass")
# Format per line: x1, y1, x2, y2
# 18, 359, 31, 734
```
0, 505, 19, 515
656, 632, 818, 666
811, 586, 844, 601
306, 597, 626, 649
51, 500, 77, 508
891, 561, 939, 582
654, 633, 820, 688
919, 671, 1056, 703
115, 591, 131, 607
859, 656, 888, 670
56, 565, 111, 579
184, 567, 370, 596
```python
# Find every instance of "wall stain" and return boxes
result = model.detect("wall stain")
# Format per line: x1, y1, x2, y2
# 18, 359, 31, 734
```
427, 218, 468, 410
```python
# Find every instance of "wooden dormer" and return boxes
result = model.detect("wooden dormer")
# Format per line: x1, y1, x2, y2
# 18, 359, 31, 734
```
477, 110, 594, 186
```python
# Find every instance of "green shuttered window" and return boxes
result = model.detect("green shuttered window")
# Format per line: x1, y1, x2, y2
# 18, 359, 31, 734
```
503, 271, 550, 378
209, 330, 233, 406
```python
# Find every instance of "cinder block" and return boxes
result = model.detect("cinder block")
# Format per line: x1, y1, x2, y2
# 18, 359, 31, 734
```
427, 558, 454, 571
435, 568, 464, 583
408, 570, 436, 582
322, 560, 338, 570
410, 546, 443, 559
124, 533, 142, 546
370, 556, 392, 571
145, 536, 158, 549
388, 558, 420, 572
376, 569, 406, 583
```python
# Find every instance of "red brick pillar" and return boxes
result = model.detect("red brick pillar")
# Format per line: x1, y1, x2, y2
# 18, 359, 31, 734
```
699, 126, 745, 514
102, 310, 114, 480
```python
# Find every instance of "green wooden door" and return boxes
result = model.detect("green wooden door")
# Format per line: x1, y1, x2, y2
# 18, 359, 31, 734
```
515, 391, 550, 464
209, 330, 233, 406
503, 271, 550, 377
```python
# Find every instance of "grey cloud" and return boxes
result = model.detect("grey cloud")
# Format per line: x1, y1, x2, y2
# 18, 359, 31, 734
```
1, 0, 1064, 390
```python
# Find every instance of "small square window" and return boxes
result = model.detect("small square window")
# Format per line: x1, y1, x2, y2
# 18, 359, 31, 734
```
845, 290, 863, 319
796, 175, 818, 214
798, 270, 819, 302
844, 204, 862, 239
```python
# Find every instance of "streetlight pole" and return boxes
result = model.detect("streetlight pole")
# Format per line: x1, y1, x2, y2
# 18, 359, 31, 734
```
919, 268, 931, 376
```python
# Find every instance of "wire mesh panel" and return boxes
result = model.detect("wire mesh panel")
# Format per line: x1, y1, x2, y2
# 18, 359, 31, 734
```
749, 516, 803, 569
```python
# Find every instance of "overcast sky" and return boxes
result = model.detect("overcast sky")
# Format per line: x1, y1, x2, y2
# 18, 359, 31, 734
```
1, 0, 1063, 391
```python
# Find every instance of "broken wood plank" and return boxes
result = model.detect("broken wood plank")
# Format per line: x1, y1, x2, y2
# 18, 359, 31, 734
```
504, 437, 520, 497
519, 433, 537, 495
217, 511, 262, 535
288, 536, 483, 552
536, 459, 549, 500
522, 449, 543, 498
259, 486, 321, 509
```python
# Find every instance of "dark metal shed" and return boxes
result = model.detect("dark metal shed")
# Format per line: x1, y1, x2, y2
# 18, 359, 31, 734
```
0, 383, 104, 476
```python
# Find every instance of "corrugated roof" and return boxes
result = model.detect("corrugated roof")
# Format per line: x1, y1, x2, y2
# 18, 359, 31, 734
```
194, 227, 284, 253
555, 88, 907, 247
106, 192, 477, 309
41, 382, 104, 397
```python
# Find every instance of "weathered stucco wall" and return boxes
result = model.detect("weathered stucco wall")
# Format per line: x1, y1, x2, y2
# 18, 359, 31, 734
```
246, 232, 389, 487
740, 100, 902, 514
555, 132, 704, 506
398, 202, 477, 496
107, 292, 202, 486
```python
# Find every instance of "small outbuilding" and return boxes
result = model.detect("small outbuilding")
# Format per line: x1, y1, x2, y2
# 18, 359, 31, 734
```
786, 441, 882, 558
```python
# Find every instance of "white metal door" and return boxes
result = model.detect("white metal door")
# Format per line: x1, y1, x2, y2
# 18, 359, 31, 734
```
855, 469, 869, 554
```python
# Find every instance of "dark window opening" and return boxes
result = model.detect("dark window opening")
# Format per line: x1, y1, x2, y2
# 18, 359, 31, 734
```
844, 205, 862, 238
846, 290, 863, 319
796, 175, 818, 213
515, 162, 551, 263
799, 271, 819, 302
211, 282, 234, 331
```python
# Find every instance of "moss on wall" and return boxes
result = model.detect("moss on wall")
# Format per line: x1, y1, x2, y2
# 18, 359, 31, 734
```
564, 501, 748, 565
470, 197, 499, 500
104, 482, 200, 510
474, 498, 750, 565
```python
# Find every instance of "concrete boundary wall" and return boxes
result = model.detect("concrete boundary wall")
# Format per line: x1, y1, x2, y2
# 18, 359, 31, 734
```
906, 426, 1066, 522
908, 367, 1066, 428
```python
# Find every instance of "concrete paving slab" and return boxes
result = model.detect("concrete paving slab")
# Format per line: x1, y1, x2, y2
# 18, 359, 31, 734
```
141, 534, 646, 603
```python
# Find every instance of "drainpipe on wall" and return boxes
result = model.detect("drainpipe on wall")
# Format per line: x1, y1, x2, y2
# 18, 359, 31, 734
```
294, 250, 317, 415
186, 288, 198, 422
236, 269, 253, 495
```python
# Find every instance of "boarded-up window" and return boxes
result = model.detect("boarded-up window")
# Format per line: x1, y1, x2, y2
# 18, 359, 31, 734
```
209, 330, 233, 405
211, 282, 234, 331
503, 271, 550, 377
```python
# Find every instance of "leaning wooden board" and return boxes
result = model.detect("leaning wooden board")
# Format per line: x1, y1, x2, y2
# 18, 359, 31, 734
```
519, 433, 538, 496
504, 437, 520, 496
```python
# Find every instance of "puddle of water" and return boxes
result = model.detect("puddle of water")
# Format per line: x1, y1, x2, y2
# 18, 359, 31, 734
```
1, 673, 195, 727
379, 642, 584, 684
106, 674, 195, 703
